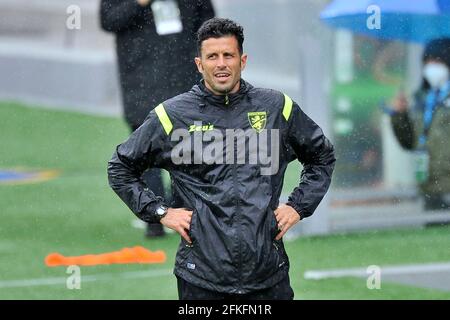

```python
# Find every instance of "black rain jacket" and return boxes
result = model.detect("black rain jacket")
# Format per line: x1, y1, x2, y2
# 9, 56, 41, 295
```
108, 79, 335, 293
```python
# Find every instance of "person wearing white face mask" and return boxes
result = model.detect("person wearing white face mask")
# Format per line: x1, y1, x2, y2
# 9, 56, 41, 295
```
391, 38, 450, 212
423, 61, 450, 89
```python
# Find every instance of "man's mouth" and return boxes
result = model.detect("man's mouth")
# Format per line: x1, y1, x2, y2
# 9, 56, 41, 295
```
214, 72, 231, 82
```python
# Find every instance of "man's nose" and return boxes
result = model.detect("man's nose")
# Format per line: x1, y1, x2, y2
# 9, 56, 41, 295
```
216, 55, 226, 68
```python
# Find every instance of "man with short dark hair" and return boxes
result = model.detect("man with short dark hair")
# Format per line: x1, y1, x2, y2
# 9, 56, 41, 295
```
108, 18, 335, 300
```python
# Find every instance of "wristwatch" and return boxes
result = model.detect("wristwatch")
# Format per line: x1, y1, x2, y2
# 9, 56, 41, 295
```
154, 204, 168, 221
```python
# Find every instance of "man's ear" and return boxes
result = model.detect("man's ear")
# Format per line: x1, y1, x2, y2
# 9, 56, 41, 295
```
194, 57, 203, 74
240, 53, 248, 71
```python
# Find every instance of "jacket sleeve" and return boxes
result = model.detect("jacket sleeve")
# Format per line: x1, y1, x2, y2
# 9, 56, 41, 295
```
390, 111, 416, 150
285, 102, 336, 220
100, 0, 144, 33
107, 110, 167, 223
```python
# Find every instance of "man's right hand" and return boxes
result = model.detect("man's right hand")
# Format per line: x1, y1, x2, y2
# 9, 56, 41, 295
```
392, 91, 409, 113
137, 0, 151, 7
160, 208, 193, 244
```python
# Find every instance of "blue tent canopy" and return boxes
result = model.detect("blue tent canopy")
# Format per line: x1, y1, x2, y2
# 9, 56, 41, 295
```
320, 0, 450, 43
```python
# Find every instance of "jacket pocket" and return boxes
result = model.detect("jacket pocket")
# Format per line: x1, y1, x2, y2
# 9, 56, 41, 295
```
177, 241, 195, 270
269, 208, 279, 240
188, 208, 198, 243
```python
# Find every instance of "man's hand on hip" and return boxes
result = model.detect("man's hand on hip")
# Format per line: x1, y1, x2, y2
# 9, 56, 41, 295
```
274, 204, 301, 240
160, 208, 193, 244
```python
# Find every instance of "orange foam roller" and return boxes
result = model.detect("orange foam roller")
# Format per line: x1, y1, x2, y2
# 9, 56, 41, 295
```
45, 246, 166, 267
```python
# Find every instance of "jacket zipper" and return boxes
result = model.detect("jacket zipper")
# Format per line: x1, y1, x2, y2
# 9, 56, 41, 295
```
225, 96, 243, 293
234, 139, 243, 293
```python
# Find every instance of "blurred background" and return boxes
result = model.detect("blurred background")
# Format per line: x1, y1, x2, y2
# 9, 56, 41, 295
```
0, 0, 449, 299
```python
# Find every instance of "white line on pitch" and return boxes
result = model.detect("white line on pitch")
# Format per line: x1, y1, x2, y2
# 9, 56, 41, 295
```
0, 269, 173, 289
304, 262, 450, 280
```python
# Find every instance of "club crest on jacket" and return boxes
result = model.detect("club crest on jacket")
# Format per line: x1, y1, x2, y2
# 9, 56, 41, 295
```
248, 112, 267, 133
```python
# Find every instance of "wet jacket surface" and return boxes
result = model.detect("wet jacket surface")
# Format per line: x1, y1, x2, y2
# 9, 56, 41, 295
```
108, 79, 335, 293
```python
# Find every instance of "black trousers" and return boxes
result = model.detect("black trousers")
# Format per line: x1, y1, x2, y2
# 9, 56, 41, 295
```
177, 275, 294, 300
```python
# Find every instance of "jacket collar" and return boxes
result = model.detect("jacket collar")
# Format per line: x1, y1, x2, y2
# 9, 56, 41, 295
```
192, 78, 252, 107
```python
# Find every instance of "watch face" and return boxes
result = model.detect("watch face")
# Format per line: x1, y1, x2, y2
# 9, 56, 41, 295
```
156, 206, 167, 216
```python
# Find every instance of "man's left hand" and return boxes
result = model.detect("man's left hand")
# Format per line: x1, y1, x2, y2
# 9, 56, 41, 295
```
274, 204, 301, 240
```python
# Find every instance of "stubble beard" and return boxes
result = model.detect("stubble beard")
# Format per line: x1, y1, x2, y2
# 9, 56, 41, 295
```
206, 74, 241, 95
